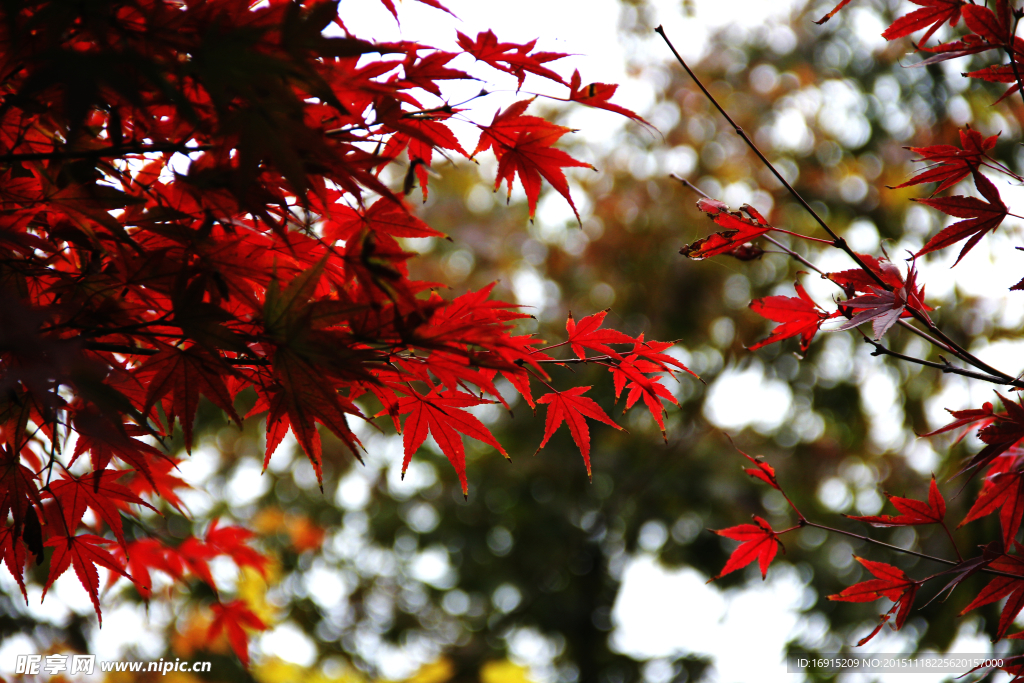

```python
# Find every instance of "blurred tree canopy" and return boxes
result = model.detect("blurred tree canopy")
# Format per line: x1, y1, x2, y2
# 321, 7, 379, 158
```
8, 0, 1024, 682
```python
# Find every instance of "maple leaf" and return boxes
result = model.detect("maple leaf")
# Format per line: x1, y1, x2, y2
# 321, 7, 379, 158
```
709, 515, 782, 581
749, 283, 835, 352
42, 534, 132, 625
535, 386, 623, 478
565, 310, 634, 360
111, 538, 184, 600
323, 198, 445, 243
960, 553, 1024, 640
959, 471, 1024, 547
920, 401, 996, 441
835, 260, 930, 339
135, 345, 241, 453
814, 0, 854, 24
914, 170, 1007, 265
46, 470, 157, 549
209, 600, 268, 667
565, 70, 647, 125
881, 0, 964, 45
0, 524, 28, 601
947, 394, 1024, 480
681, 198, 774, 260
890, 127, 998, 194
846, 477, 946, 527
828, 557, 920, 645
472, 99, 594, 222
456, 30, 568, 89
961, 1, 1011, 45
394, 50, 470, 97
394, 388, 508, 497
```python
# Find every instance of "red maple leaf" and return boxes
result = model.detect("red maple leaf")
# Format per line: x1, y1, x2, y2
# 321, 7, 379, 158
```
749, 282, 835, 352
46, 470, 156, 549
42, 534, 131, 625
135, 344, 241, 453
881, 0, 964, 45
110, 538, 185, 600
709, 515, 782, 581
961, 2, 1011, 45
681, 198, 774, 260
960, 553, 1024, 640
535, 386, 623, 478
456, 30, 567, 89
828, 557, 920, 645
565, 310, 635, 360
846, 477, 946, 527
914, 170, 1007, 265
814, 0, 854, 24
890, 127, 998, 194
395, 388, 508, 497
960, 471, 1024, 547
835, 261, 930, 339
324, 198, 446, 243
947, 395, 1024, 480
472, 100, 594, 222
920, 401, 996, 441
0, 524, 28, 600
208, 600, 268, 667
565, 69, 647, 124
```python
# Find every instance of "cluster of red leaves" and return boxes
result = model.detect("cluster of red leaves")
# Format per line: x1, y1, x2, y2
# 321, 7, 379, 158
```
699, 0, 1024, 672
0, 0, 670, 667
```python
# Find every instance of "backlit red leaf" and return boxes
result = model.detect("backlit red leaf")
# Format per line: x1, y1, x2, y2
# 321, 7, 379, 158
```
710, 515, 782, 581
472, 100, 594, 222
749, 283, 834, 352
535, 386, 623, 478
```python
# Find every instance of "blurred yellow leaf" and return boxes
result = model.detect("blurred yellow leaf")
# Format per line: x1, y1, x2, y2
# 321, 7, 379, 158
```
480, 661, 535, 683
254, 657, 366, 683
399, 659, 453, 683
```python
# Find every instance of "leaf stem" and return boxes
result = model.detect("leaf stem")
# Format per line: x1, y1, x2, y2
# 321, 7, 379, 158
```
769, 228, 834, 244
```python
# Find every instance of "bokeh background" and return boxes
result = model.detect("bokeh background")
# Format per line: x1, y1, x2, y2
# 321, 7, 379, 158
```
6, 0, 1024, 681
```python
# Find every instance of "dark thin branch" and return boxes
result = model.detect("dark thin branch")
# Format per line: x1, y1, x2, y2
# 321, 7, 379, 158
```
0, 142, 211, 164
860, 336, 1023, 387
802, 521, 1024, 581
655, 25, 889, 291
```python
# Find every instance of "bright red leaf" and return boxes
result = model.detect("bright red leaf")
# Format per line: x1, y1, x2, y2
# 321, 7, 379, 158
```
42, 534, 131, 625
959, 471, 1024, 547
709, 515, 782, 581
456, 30, 568, 88
749, 283, 835, 352
890, 127, 998, 194
395, 388, 508, 497
846, 477, 946, 527
535, 387, 623, 478
208, 600, 268, 667
881, 0, 964, 45
565, 310, 635, 360
828, 557, 920, 645
914, 170, 1007, 265
472, 99, 594, 222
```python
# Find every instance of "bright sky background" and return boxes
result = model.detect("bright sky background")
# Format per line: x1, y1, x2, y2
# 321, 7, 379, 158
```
0, 1, 1018, 682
